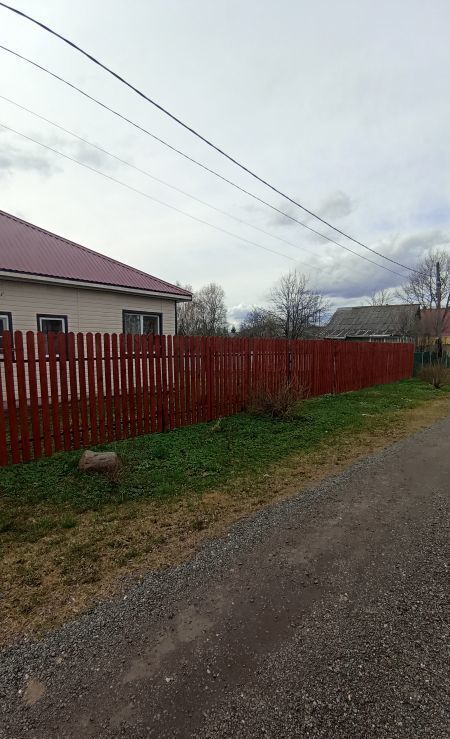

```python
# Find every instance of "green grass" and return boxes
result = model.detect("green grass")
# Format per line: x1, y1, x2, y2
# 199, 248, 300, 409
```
0, 379, 446, 524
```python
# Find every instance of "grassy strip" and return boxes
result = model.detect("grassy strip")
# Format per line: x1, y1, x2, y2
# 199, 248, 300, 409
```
0, 378, 445, 513
0, 378, 448, 643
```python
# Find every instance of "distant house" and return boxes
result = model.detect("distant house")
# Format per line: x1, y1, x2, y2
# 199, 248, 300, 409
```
417, 308, 450, 353
323, 304, 420, 343
0, 209, 191, 347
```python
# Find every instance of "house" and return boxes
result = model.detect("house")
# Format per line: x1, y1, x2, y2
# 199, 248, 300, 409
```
323, 304, 420, 342
417, 308, 450, 353
0, 209, 191, 346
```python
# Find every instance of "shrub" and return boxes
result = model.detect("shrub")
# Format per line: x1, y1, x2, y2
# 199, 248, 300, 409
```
419, 363, 450, 389
247, 382, 304, 419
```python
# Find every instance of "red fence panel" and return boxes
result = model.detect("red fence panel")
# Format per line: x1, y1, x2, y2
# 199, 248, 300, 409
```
0, 330, 415, 466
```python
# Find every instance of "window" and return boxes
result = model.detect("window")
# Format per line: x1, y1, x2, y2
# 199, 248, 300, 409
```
37, 314, 68, 351
123, 311, 161, 335
0, 312, 13, 352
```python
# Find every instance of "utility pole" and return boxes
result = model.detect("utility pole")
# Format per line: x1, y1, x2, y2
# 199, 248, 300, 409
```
436, 261, 442, 358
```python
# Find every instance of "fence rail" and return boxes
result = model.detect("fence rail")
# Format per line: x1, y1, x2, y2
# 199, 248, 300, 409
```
0, 331, 414, 466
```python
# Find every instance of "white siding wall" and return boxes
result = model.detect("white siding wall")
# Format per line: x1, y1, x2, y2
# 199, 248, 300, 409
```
0, 278, 177, 335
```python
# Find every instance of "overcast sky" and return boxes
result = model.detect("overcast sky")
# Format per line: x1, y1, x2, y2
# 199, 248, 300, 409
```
1, 0, 449, 324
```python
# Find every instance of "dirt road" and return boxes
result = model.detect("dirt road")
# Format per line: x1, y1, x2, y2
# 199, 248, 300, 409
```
1, 417, 448, 738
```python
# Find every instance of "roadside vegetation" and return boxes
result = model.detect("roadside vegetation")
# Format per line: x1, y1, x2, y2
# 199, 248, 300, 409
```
0, 378, 448, 643
419, 363, 450, 389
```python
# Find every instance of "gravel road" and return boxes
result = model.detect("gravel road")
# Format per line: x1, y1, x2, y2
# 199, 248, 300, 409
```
1, 417, 448, 738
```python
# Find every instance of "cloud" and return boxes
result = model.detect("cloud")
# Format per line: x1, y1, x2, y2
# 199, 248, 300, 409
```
41, 132, 119, 171
317, 191, 353, 220
315, 228, 450, 301
0, 147, 60, 178
227, 303, 254, 324
264, 191, 353, 233
71, 141, 120, 170
265, 202, 302, 228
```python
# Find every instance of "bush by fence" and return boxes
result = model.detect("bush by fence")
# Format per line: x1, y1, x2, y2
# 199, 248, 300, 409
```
0, 331, 414, 466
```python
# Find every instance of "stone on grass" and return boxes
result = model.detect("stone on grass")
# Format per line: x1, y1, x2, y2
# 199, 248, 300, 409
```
78, 450, 121, 474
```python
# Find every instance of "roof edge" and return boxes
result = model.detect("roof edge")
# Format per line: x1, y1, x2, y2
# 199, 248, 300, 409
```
0, 209, 191, 298
0, 270, 192, 301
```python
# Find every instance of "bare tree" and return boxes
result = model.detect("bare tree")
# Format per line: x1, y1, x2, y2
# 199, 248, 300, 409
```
397, 248, 450, 355
366, 288, 393, 306
269, 270, 329, 339
195, 283, 228, 336
394, 306, 420, 340
239, 307, 280, 338
177, 282, 228, 336
176, 283, 198, 335
397, 249, 450, 310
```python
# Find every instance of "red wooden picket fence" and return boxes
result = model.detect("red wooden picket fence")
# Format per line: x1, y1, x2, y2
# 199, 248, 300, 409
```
0, 330, 414, 466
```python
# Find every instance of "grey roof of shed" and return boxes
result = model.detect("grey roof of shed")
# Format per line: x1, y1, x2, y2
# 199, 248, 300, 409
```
323, 304, 420, 339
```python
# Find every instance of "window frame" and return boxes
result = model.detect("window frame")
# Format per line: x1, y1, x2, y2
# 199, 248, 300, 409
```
36, 314, 68, 354
122, 310, 163, 336
0, 311, 13, 353
36, 314, 69, 335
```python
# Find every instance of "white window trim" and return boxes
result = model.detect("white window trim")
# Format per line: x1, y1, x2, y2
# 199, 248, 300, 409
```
0, 312, 13, 352
37, 315, 68, 334
123, 311, 161, 335
0, 313, 12, 328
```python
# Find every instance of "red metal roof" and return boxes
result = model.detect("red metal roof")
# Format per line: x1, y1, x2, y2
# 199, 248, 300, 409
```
0, 209, 191, 298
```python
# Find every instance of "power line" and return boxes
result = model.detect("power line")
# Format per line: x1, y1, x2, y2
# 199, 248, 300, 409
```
0, 93, 406, 279
0, 1, 418, 274
0, 120, 300, 263
0, 45, 407, 279
0, 94, 333, 260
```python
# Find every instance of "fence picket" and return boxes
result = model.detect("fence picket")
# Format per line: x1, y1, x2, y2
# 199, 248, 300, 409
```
37, 332, 52, 456
179, 336, 187, 426
66, 333, 80, 450
103, 334, 114, 442
160, 335, 169, 431
148, 334, 156, 433
173, 335, 181, 428
58, 333, 71, 451
14, 331, 31, 462
141, 334, 150, 435
47, 332, 62, 452
0, 353, 7, 465
154, 335, 163, 432
167, 335, 174, 430
76, 333, 89, 447
86, 333, 98, 446
111, 334, 122, 439
126, 333, 136, 438
134, 334, 143, 436
25, 333, 41, 460
183, 336, 191, 426
2, 332, 20, 463
94, 333, 106, 443
119, 334, 128, 438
